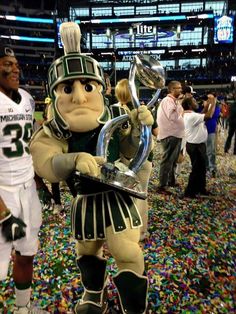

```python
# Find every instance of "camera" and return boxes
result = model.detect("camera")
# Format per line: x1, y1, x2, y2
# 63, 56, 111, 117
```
201, 94, 208, 101
198, 91, 216, 102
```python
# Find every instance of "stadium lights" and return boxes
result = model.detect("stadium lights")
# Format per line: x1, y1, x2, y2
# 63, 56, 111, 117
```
169, 49, 183, 53
101, 52, 114, 55
78, 16, 186, 24
187, 14, 214, 20
81, 52, 94, 56
197, 14, 214, 19
191, 48, 206, 52
2, 15, 54, 23
0, 35, 54, 42
0, 13, 214, 25
0, 14, 214, 25
117, 49, 166, 55
75, 13, 214, 25
147, 49, 165, 54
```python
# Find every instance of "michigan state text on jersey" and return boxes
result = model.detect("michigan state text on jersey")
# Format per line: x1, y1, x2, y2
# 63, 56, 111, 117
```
0, 88, 35, 185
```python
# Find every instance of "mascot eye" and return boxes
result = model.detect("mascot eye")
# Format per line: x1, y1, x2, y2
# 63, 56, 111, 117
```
63, 85, 73, 94
84, 83, 96, 92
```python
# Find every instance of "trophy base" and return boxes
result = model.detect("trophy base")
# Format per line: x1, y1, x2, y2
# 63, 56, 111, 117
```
73, 171, 147, 200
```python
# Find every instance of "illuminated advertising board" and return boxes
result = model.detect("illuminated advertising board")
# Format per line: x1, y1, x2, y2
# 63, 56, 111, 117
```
214, 15, 234, 44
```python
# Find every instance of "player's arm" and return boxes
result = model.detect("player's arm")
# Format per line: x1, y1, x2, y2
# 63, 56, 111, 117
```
0, 196, 10, 220
0, 196, 26, 241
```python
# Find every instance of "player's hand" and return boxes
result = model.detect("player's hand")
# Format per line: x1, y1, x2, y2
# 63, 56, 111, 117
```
130, 105, 154, 126
75, 152, 105, 177
1, 215, 26, 242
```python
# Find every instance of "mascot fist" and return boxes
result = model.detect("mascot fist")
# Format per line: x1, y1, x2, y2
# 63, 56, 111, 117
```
130, 105, 154, 126
75, 153, 105, 177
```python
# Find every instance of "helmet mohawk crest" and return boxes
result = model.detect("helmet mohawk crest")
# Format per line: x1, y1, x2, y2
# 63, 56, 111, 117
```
60, 22, 81, 54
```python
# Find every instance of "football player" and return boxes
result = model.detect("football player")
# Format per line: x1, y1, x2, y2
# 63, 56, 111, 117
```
0, 44, 48, 314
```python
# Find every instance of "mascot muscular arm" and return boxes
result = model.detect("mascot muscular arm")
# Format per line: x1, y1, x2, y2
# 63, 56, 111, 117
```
31, 130, 104, 182
30, 22, 150, 314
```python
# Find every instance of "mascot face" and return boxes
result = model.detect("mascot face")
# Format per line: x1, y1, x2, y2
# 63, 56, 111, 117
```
54, 78, 104, 133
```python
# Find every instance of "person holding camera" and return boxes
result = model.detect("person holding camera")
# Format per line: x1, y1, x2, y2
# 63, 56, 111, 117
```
182, 94, 216, 198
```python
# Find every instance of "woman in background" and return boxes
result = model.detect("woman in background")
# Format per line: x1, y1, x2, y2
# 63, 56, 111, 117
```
113, 78, 155, 241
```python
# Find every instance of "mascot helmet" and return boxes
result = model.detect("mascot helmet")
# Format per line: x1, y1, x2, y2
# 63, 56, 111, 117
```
46, 22, 109, 139
48, 22, 106, 100
48, 55, 106, 100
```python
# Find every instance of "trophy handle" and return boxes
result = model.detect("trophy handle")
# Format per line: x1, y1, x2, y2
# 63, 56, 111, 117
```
96, 114, 129, 159
128, 59, 151, 174
128, 124, 152, 174
147, 88, 161, 109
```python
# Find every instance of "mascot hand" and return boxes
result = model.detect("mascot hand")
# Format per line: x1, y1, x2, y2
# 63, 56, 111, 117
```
130, 105, 154, 126
75, 153, 105, 177
1, 214, 26, 242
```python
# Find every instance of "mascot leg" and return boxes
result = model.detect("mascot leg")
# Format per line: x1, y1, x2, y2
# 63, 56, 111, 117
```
75, 255, 108, 314
113, 270, 148, 314
106, 219, 147, 312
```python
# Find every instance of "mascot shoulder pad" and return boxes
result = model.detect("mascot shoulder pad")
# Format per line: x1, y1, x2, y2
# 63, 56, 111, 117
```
97, 105, 111, 124
110, 104, 128, 119
44, 119, 71, 140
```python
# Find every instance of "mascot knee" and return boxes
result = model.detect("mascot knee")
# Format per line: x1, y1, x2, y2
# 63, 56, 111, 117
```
0, 261, 9, 280
75, 241, 104, 257
111, 241, 142, 265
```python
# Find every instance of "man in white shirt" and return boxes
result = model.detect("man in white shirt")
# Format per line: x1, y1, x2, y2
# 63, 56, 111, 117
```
182, 95, 216, 198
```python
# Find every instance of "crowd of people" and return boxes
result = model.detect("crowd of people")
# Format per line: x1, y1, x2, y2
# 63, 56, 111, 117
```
0, 31, 235, 314
155, 82, 235, 197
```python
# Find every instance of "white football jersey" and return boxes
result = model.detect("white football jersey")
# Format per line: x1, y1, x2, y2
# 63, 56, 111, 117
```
0, 88, 35, 185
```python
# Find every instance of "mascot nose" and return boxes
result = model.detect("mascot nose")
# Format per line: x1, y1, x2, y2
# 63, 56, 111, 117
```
72, 81, 87, 104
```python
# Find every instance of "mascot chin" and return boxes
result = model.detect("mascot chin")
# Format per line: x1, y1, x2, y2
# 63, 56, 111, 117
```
30, 22, 153, 314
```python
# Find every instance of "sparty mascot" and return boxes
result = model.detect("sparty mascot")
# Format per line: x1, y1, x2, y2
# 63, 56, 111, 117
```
30, 22, 154, 314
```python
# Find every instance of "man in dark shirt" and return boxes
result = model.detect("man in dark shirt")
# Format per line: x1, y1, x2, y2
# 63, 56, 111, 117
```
224, 91, 236, 154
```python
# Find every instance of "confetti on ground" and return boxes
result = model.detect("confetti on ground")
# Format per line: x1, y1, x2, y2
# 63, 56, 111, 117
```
0, 130, 235, 313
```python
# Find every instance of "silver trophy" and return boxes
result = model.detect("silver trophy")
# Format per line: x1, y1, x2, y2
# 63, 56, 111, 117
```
76, 54, 165, 199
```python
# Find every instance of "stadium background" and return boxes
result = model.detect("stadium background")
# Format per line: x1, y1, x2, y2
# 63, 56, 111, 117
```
0, 2, 235, 314
0, 0, 235, 111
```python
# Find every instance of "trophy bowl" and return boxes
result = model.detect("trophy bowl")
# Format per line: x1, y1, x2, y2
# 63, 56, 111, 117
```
135, 54, 165, 90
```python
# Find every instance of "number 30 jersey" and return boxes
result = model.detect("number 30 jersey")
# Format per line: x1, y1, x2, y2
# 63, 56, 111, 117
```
0, 88, 35, 185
